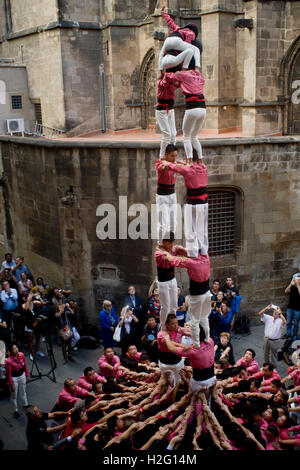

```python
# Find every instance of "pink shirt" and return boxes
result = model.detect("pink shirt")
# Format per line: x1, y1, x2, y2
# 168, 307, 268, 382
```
253, 369, 281, 386
157, 78, 177, 101
5, 352, 29, 388
169, 253, 210, 283
57, 385, 89, 411
175, 337, 214, 369
155, 159, 177, 187
98, 354, 121, 379
258, 417, 268, 433
161, 11, 195, 43
165, 70, 205, 96
157, 328, 183, 353
155, 245, 185, 270
165, 162, 207, 189
77, 372, 106, 390
290, 369, 300, 387
126, 352, 142, 363
236, 357, 259, 376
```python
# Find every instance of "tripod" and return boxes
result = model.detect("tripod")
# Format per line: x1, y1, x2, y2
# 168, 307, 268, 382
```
30, 328, 57, 383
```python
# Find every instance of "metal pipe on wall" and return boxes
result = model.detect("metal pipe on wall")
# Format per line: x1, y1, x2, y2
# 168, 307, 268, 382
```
99, 64, 106, 133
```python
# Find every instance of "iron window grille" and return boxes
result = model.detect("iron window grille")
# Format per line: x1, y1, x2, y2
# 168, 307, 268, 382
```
207, 189, 241, 257
11, 95, 22, 110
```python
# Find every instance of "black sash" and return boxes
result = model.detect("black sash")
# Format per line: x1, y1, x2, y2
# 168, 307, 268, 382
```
193, 365, 214, 381
187, 186, 207, 197
189, 279, 210, 296
157, 182, 175, 196
156, 98, 174, 111
159, 350, 181, 365
185, 94, 206, 110
11, 367, 25, 378
157, 266, 175, 282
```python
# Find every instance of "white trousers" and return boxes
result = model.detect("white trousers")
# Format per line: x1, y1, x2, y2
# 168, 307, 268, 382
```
156, 109, 177, 158
158, 358, 184, 387
184, 203, 208, 257
190, 375, 216, 392
183, 108, 206, 159
159, 37, 200, 70
156, 193, 177, 243
158, 277, 178, 327
188, 290, 212, 347
11, 372, 28, 412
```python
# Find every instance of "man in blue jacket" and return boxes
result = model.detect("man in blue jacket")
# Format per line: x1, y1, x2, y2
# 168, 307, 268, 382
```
209, 301, 234, 342
99, 300, 119, 349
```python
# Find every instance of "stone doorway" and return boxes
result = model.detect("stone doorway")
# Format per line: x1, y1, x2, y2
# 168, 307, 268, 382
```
140, 48, 156, 129
290, 53, 300, 134
280, 35, 300, 135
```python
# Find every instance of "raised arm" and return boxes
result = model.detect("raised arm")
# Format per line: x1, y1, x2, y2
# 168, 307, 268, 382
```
258, 304, 272, 318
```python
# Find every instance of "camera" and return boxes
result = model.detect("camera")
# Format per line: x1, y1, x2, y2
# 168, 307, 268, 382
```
36, 315, 48, 328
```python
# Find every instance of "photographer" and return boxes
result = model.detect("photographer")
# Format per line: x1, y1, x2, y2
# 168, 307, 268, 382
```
0, 280, 19, 329
55, 296, 75, 364
21, 292, 45, 361
284, 274, 300, 341
258, 304, 286, 368
118, 306, 139, 355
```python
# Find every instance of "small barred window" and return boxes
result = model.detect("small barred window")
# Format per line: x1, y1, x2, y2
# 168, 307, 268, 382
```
11, 95, 22, 110
207, 189, 241, 257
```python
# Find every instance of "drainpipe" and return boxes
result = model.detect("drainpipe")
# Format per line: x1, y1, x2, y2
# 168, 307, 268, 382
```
99, 64, 106, 133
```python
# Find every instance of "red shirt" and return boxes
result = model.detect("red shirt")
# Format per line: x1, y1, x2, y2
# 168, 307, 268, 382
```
98, 354, 122, 379
77, 373, 106, 390
169, 253, 210, 283
164, 70, 205, 96
157, 328, 183, 353
290, 369, 300, 387
236, 357, 259, 376
155, 159, 177, 187
165, 162, 207, 189
126, 352, 142, 363
5, 352, 29, 388
175, 337, 214, 369
157, 78, 177, 101
57, 385, 89, 411
252, 369, 281, 386
155, 245, 186, 270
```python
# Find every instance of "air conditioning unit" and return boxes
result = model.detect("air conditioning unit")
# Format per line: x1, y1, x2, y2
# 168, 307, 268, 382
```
6, 118, 25, 136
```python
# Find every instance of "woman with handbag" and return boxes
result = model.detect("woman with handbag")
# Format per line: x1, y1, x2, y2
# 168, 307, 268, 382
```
55, 301, 74, 364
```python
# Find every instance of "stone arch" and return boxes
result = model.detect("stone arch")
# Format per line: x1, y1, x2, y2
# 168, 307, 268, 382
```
139, 48, 156, 129
280, 35, 300, 135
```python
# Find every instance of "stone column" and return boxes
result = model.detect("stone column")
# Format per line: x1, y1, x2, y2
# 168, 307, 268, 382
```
241, 0, 285, 136
200, 0, 241, 133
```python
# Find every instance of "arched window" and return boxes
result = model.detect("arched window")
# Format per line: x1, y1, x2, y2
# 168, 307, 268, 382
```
280, 35, 300, 135
139, 48, 156, 129
207, 187, 243, 257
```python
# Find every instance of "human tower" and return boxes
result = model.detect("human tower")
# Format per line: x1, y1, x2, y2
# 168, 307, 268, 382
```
154, 6, 214, 393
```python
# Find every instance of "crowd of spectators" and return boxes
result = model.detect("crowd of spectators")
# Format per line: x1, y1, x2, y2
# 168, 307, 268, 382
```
1, 253, 300, 451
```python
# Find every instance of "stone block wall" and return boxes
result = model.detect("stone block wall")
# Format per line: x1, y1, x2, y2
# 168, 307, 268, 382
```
0, 29, 66, 130
58, 0, 100, 23
0, 136, 299, 326
61, 28, 102, 135
1, 0, 57, 34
